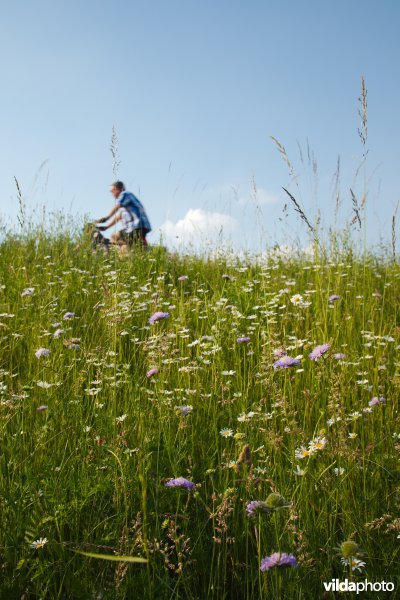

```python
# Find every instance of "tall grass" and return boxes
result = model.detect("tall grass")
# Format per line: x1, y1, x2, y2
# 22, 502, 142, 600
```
0, 228, 399, 599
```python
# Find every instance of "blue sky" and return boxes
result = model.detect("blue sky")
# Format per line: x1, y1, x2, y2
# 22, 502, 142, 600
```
1, 0, 399, 251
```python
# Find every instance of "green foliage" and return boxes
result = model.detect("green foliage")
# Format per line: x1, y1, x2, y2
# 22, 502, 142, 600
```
0, 231, 399, 599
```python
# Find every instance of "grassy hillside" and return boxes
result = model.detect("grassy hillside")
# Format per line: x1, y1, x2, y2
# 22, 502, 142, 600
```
0, 231, 399, 599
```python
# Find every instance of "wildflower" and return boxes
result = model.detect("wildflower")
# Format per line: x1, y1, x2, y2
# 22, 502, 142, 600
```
85, 388, 101, 396
236, 336, 250, 343
53, 329, 64, 338
30, 537, 48, 549
273, 355, 300, 369
291, 294, 304, 306
63, 312, 75, 320
220, 428, 234, 438
246, 500, 269, 517
165, 477, 195, 491
174, 405, 193, 416
340, 540, 359, 558
234, 432, 245, 440
37, 405, 48, 411
149, 311, 169, 324
348, 411, 362, 421
369, 396, 385, 406
35, 348, 51, 359
116, 414, 128, 423
21, 287, 34, 297
334, 467, 345, 476
329, 294, 341, 302
295, 445, 312, 459
341, 557, 366, 572
177, 275, 189, 281
146, 368, 159, 378
260, 552, 298, 572
293, 465, 305, 476
348, 432, 358, 439
309, 436, 327, 452
37, 381, 52, 389
237, 412, 255, 422
333, 353, 346, 360
309, 343, 330, 360
221, 370, 236, 376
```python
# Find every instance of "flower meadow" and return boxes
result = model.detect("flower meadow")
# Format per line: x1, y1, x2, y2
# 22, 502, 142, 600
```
0, 232, 399, 599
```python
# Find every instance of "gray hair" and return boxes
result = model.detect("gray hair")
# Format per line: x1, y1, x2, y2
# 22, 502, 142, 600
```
111, 181, 125, 192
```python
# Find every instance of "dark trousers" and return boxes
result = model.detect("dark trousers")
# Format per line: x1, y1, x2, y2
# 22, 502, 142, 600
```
120, 228, 149, 246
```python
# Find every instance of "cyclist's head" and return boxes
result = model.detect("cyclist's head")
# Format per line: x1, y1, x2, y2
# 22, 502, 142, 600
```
110, 181, 125, 198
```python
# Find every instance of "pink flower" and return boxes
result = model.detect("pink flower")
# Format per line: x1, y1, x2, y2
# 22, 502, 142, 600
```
309, 343, 330, 360
146, 368, 159, 378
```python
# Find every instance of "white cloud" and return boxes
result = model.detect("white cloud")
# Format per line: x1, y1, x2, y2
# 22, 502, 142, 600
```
158, 208, 237, 249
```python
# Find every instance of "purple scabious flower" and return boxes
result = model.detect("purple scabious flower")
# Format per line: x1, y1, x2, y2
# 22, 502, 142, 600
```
369, 396, 386, 406
149, 311, 170, 324
237, 336, 250, 343
246, 500, 269, 517
333, 353, 346, 360
260, 552, 298, 572
175, 405, 193, 416
37, 405, 48, 411
329, 294, 341, 303
165, 477, 195, 491
309, 343, 330, 361
177, 275, 189, 281
35, 348, 51, 359
146, 368, 159, 378
273, 355, 300, 369
63, 312, 75, 320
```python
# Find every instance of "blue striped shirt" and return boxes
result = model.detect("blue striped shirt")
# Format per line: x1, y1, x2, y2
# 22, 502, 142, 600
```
116, 191, 151, 233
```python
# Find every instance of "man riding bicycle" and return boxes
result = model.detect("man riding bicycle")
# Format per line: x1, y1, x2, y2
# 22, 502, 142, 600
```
96, 181, 151, 246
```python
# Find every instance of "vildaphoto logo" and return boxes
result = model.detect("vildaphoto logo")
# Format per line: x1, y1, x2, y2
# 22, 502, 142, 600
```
323, 579, 394, 594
